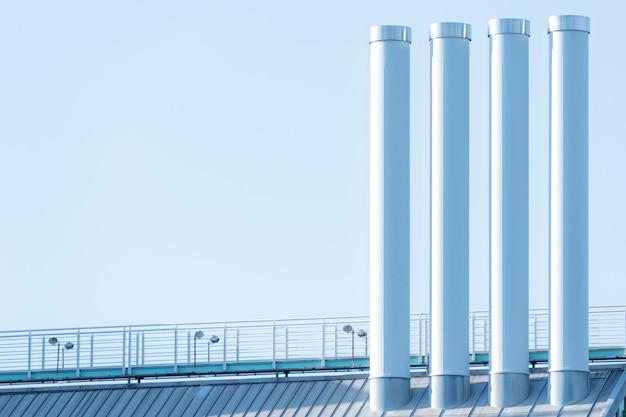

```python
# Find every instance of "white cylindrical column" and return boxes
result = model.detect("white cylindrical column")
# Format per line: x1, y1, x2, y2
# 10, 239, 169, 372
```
429, 22, 471, 410
488, 18, 531, 408
369, 25, 411, 412
548, 15, 590, 407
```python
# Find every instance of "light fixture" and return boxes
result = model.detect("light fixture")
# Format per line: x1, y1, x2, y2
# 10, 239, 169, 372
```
194, 331, 204, 339
48, 337, 75, 373
209, 335, 219, 343
343, 324, 353, 333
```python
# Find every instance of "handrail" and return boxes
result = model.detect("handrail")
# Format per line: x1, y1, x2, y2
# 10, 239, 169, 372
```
0, 306, 622, 383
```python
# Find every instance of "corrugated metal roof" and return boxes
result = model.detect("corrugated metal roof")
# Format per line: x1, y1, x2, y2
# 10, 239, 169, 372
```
0, 369, 623, 417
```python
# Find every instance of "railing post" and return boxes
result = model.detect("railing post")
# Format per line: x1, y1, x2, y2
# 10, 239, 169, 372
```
127, 327, 132, 376
187, 330, 191, 364
483, 319, 488, 352
623, 308, 626, 352
223, 324, 227, 372
321, 319, 326, 368
272, 322, 276, 369
122, 328, 127, 374
471, 314, 476, 361
90, 334, 94, 368
76, 329, 81, 377
424, 315, 430, 364
411, 316, 422, 360
334, 324, 338, 358
135, 332, 140, 366
533, 316, 538, 350
417, 315, 422, 362
285, 326, 289, 360
174, 326, 178, 373
41, 336, 45, 370
236, 328, 240, 362
27, 332, 32, 379
423, 315, 428, 362
141, 332, 145, 366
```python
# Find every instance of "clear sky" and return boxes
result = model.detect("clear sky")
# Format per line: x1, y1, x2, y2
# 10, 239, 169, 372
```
0, 0, 623, 330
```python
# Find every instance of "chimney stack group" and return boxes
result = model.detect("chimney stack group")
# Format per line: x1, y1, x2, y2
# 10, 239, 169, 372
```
369, 15, 590, 411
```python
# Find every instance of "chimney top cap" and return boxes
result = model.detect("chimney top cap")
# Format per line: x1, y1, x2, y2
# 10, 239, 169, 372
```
548, 15, 590, 33
429, 22, 472, 41
488, 18, 530, 36
370, 25, 412, 43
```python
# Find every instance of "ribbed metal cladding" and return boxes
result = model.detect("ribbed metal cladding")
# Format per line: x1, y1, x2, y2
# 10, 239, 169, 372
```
369, 24, 412, 412
548, 14, 591, 407
0, 370, 625, 416
0, 379, 374, 417
429, 21, 471, 410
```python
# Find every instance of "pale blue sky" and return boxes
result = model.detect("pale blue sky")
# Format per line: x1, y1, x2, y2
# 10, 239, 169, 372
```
0, 0, 623, 330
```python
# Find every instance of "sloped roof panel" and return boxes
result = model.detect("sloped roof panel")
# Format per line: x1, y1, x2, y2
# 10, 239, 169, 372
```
304, 380, 338, 417
150, 386, 183, 417
0, 369, 623, 417
93, 389, 124, 417
232, 382, 264, 417
241, 383, 276, 417
169, 386, 203, 417
195, 386, 220, 416
13, 393, 33, 416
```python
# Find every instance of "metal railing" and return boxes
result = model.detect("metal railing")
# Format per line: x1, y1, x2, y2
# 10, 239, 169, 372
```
0, 306, 623, 381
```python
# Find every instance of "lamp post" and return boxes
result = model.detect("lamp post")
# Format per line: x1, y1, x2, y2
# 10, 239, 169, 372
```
193, 331, 204, 370
48, 338, 59, 373
358, 329, 368, 356
62, 342, 74, 369
343, 325, 354, 367
208, 335, 220, 363
49, 338, 74, 374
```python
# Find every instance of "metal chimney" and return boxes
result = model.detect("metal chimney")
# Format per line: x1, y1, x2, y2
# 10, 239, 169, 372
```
369, 25, 411, 412
488, 18, 530, 408
548, 15, 590, 406
429, 22, 471, 410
